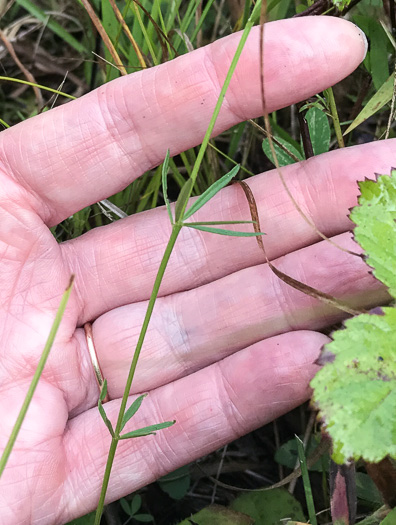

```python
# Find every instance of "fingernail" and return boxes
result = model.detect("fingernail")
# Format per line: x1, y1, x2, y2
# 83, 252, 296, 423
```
352, 24, 368, 60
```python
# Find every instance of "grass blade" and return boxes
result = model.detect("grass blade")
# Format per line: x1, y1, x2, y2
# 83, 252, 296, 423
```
344, 73, 394, 135
121, 394, 148, 431
0, 77, 76, 100
15, 0, 87, 55
296, 435, 318, 525
0, 276, 75, 478
184, 224, 265, 237
120, 420, 176, 439
161, 150, 173, 224
183, 164, 240, 220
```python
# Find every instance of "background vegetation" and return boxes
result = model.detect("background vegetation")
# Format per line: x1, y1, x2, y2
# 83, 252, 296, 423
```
0, 0, 395, 523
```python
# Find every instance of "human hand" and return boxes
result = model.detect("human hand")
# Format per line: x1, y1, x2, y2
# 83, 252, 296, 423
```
0, 16, 393, 524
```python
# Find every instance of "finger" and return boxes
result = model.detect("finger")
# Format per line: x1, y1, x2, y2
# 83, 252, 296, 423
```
80, 232, 388, 404
64, 139, 395, 323
0, 17, 366, 225
62, 330, 326, 523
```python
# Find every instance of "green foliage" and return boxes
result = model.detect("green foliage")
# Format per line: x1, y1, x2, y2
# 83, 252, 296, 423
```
183, 164, 240, 220
344, 73, 395, 135
121, 394, 148, 431
120, 495, 154, 522
230, 488, 306, 524
305, 107, 331, 156
262, 135, 303, 166
177, 505, 254, 524
296, 436, 317, 525
275, 436, 329, 472
353, 16, 390, 91
380, 508, 396, 524
158, 465, 191, 500
312, 170, 396, 464
331, 0, 352, 9
65, 512, 95, 525
351, 171, 396, 297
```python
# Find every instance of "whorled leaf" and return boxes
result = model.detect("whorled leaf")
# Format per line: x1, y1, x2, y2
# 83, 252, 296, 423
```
311, 308, 396, 464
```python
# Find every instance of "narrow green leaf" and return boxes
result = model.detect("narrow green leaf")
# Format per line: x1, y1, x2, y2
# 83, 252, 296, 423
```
184, 224, 265, 237
15, 0, 87, 55
161, 150, 173, 224
183, 164, 240, 220
296, 436, 317, 525
175, 178, 194, 222
99, 379, 108, 403
121, 394, 148, 431
187, 221, 256, 226
98, 401, 114, 437
0, 77, 76, 100
120, 420, 175, 439
344, 73, 394, 135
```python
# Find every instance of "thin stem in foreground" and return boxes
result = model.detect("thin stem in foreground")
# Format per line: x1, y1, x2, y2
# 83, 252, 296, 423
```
0, 276, 75, 478
94, 225, 182, 524
324, 86, 345, 148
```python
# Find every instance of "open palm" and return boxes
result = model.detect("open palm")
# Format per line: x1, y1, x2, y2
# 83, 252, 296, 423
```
0, 16, 392, 524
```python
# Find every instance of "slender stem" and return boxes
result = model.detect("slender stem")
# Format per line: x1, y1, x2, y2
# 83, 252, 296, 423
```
324, 87, 345, 148
95, 4, 263, 518
94, 225, 182, 523
0, 277, 74, 478
94, 437, 118, 523
175, 0, 262, 220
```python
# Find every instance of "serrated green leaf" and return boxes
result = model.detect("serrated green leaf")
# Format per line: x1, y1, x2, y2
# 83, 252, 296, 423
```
120, 420, 175, 439
121, 394, 148, 431
344, 73, 394, 135
262, 136, 303, 167
183, 164, 240, 220
161, 150, 173, 224
305, 107, 330, 156
175, 178, 194, 222
311, 308, 396, 464
184, 224, 265, 237
350, 170, 396, 297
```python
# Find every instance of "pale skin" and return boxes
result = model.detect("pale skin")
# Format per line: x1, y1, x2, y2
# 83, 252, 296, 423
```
0, 15, 394, 524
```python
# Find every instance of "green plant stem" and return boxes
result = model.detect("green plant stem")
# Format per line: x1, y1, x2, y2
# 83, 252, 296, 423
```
324, 87, 345, 148
95, 5, 262, 519
0, 77, 76, 100
94, 225, 182, 524
176, 0, 262, 221
296, 436, 318, 525
0, 276, 74, 478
